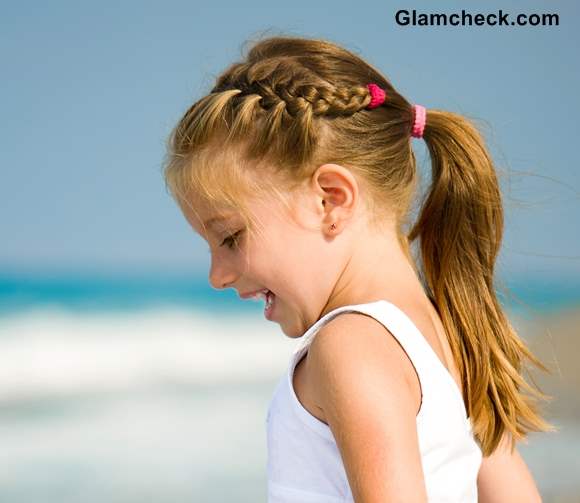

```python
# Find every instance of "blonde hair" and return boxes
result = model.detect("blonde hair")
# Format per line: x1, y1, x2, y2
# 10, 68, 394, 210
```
162, 33, 556, 456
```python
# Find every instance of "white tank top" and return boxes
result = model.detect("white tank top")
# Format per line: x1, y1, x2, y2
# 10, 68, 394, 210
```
266, 299, 482, 502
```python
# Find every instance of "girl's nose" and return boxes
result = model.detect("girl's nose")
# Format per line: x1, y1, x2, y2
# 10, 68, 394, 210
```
208, 258, 238, 291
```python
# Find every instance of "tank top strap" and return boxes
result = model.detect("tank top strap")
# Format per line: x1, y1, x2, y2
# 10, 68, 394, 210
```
294, 299, 429, 364
291, 299, 468, 422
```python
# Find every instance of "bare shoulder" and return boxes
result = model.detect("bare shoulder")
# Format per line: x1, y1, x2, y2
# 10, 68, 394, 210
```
477, 432, 543, 503
308, 312, 422, 416
307, 312, 428, 503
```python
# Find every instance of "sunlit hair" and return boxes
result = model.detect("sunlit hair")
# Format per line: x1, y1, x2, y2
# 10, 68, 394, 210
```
162, 33, 556, 456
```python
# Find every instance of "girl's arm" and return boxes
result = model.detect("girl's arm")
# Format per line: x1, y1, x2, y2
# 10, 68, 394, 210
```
308, 313, 429, 503
477, 432, 543, 503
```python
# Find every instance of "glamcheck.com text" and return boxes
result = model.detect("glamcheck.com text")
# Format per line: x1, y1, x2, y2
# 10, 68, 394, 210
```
395, 9, 559, 27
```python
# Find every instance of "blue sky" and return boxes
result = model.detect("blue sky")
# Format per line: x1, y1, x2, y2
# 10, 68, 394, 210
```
1, 0, 578, 281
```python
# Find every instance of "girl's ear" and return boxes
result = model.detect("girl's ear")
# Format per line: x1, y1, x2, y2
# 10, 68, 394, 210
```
313, 164, 359, 228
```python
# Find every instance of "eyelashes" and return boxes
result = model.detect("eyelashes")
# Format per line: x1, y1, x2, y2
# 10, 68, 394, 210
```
220, 230, 244, 250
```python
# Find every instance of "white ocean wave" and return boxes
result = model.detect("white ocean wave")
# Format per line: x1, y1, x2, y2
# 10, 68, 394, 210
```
0, 306, 294, 403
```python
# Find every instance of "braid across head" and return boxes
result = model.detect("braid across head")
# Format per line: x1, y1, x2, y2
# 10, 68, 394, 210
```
164, 36, 416, 227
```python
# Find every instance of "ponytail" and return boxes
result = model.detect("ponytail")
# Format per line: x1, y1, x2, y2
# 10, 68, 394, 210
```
408, 109, 557, 456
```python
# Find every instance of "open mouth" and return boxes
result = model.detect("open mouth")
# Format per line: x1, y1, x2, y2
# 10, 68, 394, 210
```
251, 289, 276, 319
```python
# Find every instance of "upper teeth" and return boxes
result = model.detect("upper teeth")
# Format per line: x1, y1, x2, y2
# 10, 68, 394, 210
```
252, 289, 269, 300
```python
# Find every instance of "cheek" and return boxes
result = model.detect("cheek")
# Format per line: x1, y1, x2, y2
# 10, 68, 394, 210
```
249, 226, 320, 276
276, 242, 321, 283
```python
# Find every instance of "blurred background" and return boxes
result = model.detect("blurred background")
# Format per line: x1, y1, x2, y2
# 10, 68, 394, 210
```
1, 1, 579, 502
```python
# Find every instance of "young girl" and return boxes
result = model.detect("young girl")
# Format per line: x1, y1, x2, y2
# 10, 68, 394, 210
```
162, 35, 555, 502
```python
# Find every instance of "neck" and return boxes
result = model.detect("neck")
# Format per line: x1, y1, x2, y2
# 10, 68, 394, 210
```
321, 228, 427, 317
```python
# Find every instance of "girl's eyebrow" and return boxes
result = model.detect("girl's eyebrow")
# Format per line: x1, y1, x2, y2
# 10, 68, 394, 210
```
202, 215, 240, 236
203, 216, 230, 228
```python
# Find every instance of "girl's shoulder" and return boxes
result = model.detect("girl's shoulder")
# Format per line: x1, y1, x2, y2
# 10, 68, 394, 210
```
305, 311, 430, 500
307, 309, 424, 419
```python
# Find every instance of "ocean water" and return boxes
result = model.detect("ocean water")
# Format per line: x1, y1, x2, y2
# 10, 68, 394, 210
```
2, 270, 579, 317
0, 271, 578, 502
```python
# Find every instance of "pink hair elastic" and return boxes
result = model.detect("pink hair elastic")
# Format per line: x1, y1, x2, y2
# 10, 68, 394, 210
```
412, 104, 426, 138
365, 83, 426, 139
366, 83, 386, 109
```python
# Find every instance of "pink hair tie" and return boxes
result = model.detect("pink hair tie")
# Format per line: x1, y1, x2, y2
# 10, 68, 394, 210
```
411, 104, 426, 138
366, 83, 386, 109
